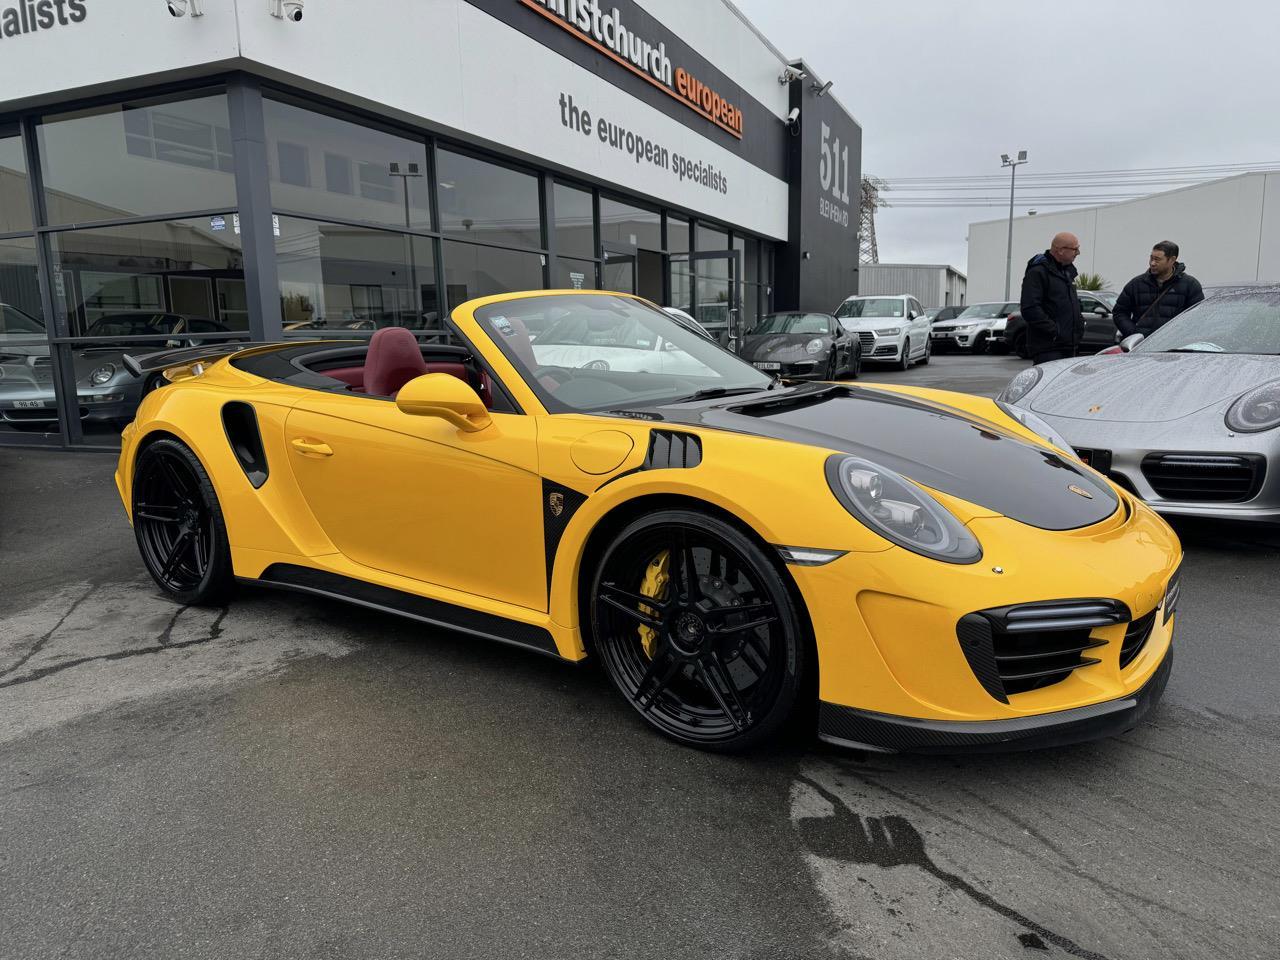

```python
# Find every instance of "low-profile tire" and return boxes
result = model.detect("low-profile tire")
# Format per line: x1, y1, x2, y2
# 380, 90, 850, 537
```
896, 339, 911, 372
849, 346, 862, 379
824, 350, 838, 381
589, 509, 807, 752
132, 437, 234, 606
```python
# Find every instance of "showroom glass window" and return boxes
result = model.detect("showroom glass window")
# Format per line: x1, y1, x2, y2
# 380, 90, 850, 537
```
276, 217, 442, 339
264, 99, 431, 231
600, 197, 660, 251
38, 93, 237, 226
552, 182, 598, 291
0, 237, 52, 443
0, 132, 33, 234
442, 241, 543, 308
437, 149, 542, 250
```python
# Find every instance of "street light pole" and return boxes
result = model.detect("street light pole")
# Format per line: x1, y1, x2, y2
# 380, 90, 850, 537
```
390, 161, 424, 327
1001, 150, 1028, 301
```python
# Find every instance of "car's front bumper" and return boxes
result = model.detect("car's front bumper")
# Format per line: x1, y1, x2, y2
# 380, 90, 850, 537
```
818, 643, 1172, 753
931, 327, 982, 350
749, 358, 825, 378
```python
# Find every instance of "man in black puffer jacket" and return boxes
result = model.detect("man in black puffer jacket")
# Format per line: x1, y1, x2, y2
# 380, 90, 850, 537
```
1019, 232, 1083, 364
1113, 241, 1204, 338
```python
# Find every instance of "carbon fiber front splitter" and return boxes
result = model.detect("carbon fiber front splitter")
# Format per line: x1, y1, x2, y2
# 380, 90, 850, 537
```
818, 646, 1173, 754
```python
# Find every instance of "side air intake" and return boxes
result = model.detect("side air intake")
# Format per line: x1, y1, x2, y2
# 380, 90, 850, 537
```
221, 402, 269, 488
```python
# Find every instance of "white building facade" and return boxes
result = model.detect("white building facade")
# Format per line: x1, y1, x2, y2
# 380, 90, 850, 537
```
967, 172, 1280, 301
0, 0, 861, 449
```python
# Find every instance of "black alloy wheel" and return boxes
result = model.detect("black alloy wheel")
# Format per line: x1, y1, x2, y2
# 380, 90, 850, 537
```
132, 438, 234, 605
590, 510, 806, 751
972, 332, 988, 355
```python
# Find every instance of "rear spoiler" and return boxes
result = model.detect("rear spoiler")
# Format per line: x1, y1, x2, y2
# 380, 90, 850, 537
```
122, 342, 277, 378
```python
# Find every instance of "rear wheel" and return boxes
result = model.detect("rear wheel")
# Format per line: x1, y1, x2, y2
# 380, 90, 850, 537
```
590, 510, 806, 752
132, 438, 234, 605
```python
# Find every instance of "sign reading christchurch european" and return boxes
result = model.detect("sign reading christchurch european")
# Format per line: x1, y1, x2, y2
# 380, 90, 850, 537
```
0, 0, 85, 40
521, 0, 745, 139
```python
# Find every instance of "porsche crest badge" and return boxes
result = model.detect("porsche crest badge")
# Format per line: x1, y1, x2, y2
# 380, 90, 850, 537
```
549, 492, 565, 516
1068, 484, 1094, 499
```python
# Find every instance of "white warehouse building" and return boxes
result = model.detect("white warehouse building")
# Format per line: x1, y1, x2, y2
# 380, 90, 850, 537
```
967, 171, 1280, 301
857, 263, 966, 308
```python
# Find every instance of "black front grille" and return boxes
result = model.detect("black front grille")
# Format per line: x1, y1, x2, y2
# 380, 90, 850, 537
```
1141, 453, 1265, 502
957, 599, 1130, 702
857, 331, 875, 351
1119, 609, 1157, 668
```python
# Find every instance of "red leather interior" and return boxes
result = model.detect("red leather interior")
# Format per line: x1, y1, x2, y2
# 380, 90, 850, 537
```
320, 331, 495, 408
364, 327, 428, 397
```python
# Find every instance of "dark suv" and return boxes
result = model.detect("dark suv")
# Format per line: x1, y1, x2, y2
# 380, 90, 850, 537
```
1002, 290, 1119, 358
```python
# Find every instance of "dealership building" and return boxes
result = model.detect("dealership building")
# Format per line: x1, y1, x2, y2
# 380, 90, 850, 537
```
0, 0, 862, 449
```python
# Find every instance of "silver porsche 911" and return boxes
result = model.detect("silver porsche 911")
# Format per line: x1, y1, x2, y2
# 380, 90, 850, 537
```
997, 284, 1280, 523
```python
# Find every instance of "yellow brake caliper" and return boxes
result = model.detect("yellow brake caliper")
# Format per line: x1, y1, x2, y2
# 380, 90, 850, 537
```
637, 550, 671, 660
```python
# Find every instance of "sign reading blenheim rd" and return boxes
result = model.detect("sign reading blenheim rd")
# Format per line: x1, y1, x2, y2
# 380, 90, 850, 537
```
520, 0, 745, 139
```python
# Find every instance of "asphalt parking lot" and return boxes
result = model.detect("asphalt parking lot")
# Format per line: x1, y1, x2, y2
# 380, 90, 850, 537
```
2, 353, 1278, 960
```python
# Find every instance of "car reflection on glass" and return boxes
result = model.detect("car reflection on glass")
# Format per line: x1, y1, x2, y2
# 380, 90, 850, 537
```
0, 309, 238, 430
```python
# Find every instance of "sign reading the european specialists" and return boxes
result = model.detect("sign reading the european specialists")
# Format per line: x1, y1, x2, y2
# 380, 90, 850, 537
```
0, 0, 86, 40
523, 0, 744, 139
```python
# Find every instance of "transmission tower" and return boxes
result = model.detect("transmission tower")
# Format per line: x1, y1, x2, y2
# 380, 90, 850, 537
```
859, 176, 889, 264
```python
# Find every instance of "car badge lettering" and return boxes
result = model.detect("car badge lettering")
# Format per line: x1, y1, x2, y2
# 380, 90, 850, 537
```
549, 491, 565, 516
1068, 484, 1094, 499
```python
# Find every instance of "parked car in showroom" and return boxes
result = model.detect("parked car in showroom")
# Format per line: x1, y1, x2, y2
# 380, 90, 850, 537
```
833, 294, 931, 370
117, 289, 1181, 753
0, 311, 236, 430
739, 311, 860, 379
931, 301, 1019, 353
998, 284, 1280, 523
1004, 291, 1119, 358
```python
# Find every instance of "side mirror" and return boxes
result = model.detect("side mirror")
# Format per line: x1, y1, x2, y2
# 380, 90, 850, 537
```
396, 373, 492, 432
1119, 333, 1145, 353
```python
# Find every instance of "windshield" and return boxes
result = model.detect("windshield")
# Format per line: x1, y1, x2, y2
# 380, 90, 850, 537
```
473, 294, 772, 413
751, 313, 833, 335
1135, 290, 1280, 355
835, 298, 904, 319
957, 302, 1011, 320
0, 304, 46, 337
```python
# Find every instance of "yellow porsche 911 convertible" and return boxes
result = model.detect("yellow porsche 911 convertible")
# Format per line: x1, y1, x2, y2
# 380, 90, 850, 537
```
116, 290, 1182, 753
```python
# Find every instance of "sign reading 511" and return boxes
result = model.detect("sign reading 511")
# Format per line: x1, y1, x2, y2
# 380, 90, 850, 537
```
819, 122, 851, 227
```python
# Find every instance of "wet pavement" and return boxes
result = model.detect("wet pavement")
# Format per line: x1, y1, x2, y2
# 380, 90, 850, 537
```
2, 354, 1277, 960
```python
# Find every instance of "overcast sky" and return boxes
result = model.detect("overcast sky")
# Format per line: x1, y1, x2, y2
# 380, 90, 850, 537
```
733, 0, 1280, 272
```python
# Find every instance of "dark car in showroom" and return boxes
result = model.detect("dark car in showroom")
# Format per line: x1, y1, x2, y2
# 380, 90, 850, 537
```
740, 311, 860, 379
1002, 290, 1119, 357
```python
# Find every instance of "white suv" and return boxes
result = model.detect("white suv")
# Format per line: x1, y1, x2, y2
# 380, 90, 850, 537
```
833, 295, 931, 370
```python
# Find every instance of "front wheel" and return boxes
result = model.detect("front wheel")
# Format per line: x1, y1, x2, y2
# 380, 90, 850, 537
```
132, 438, 234, 605
849, 346, 862, 379
589, 510, 807, 752
896, 339, 911, 372
919, 337, 931, 365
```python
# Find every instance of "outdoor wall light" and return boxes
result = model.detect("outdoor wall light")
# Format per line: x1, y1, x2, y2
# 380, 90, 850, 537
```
268, 0, 304, 20
167, 0, 204, 16
810, 79, 834, 97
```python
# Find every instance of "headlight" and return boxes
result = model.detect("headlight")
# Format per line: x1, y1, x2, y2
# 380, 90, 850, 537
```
89, 363, 117, 385
806, 338, 825, 355
995, 400, 1075, 455
874, 326, 901, 336
825, 455, 982, 564
997, 366, 1042, 404
1225, 379, 1280, 432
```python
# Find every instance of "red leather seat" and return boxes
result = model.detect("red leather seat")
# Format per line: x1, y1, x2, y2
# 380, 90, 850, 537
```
364, 327, 428, 397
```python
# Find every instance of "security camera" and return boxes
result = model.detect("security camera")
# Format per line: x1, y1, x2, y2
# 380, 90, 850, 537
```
786, 107, 800, 127
777, 66, 807, 85
268, 0, 303, 20
811, 79, 834, 97
167, 0, 203, 16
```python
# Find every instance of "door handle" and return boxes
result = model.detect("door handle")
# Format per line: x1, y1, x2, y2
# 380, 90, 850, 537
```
291, 437, 333, 458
